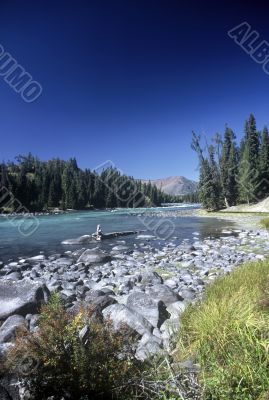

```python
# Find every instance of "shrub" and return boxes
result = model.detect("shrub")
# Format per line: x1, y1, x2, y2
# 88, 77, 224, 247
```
177, 259, 269, 400
5, 293, 203, 399
5, 293, 143, 399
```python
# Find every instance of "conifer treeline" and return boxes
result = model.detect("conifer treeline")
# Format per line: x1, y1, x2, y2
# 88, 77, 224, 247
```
0, 154, 185, 212
192, 114, 269, 210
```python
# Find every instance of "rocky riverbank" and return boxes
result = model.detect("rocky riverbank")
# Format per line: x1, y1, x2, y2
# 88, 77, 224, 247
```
0, 223, 269, 397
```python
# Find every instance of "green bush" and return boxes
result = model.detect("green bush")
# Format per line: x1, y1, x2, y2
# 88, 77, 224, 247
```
177, 259, 269, 400
6, 293, 143, 399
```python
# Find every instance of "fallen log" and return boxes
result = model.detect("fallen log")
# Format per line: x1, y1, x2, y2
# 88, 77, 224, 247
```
91, 230, 146, 240
62, 230, 146, 245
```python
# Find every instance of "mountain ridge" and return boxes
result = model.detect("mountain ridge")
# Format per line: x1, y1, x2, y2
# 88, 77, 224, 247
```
140, 176, 198, 196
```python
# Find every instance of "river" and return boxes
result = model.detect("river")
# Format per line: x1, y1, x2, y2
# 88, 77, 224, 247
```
0, 204, 234, 262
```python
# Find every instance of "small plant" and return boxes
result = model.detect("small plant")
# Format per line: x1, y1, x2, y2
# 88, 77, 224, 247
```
6, 293, 142, 399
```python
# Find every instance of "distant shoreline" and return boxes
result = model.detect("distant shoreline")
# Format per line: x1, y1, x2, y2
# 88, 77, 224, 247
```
0, 203, 200, 218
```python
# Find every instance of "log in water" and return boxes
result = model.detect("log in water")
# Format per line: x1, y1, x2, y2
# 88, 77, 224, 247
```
62, 229, 146, 245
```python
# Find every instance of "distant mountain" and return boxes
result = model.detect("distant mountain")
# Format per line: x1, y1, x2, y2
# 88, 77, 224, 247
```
141, 176, 198, 196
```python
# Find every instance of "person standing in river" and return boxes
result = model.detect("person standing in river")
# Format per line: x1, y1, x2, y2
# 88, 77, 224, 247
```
96, 224, 103, 241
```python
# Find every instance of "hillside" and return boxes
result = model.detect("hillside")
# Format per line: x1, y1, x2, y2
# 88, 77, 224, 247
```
141, 176, 198, 196
221, 196, 269, 213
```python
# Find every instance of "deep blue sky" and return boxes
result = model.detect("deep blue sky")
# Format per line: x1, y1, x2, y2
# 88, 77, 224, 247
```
0, 0, 269, 180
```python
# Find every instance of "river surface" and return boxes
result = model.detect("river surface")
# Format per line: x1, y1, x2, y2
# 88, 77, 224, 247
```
0, 205, 235, 262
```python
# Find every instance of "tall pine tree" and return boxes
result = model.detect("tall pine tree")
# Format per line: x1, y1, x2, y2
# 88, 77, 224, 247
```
220, 126, 238, 207
238, 114, 260, 204
258, 126, 269, 199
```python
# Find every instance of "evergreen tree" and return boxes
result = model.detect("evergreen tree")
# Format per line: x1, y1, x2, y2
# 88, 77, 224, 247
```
238, 114, 260, 203
220, 126, 238, 206
227, 140, 238, 205
258, 126, 269, 199
191, 133, 223, 211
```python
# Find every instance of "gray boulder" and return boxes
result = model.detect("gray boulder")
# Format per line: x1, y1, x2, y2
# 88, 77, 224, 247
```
25, 255, 45, 263
145, 284, 183, 306
0, 315, 25, 344
88, 295, 116, 313
77, 249, 111, 266
4, 272, 23, 281
0, 279, 48, 320
166, 301, 186, 318
84, 289, 107, 301
163, 278, 178, 289
102, 303, 153, 336
136, 334, 162, 360
160, 318, 180, 340
140, 271, 163, 285
126, 292, 169, 328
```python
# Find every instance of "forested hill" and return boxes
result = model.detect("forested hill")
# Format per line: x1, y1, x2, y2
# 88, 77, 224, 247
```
192, 113, 269, 211
0, 155, 183, 212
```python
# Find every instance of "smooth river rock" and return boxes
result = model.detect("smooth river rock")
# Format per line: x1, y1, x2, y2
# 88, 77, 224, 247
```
0, 279, 48, 320
126, 292, 170, 328
0, 315, 25, 344
102, 303, 153, 336
77, 249, 111, 266
145, 284, 183, 306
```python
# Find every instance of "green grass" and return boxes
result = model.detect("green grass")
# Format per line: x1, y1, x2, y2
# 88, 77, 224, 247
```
261, 217, 269, 229
177, 259, 269, 400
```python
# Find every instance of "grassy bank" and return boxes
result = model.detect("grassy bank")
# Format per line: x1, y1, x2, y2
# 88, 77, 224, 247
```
196, 209, 269, 230
177, 259, 269, 399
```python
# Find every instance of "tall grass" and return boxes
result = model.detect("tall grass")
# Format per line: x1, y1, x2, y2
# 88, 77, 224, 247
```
261, 217, 269, 229
177, 260, 269, 400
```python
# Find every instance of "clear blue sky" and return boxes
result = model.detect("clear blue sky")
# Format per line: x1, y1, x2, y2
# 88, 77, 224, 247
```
0, 0, 269, 180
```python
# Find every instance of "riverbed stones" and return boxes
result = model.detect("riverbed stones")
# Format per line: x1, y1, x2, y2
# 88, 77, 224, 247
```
1, 223, 269, 364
